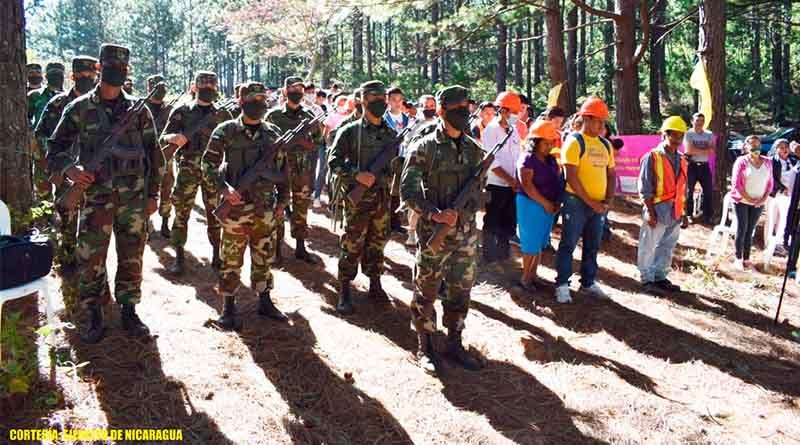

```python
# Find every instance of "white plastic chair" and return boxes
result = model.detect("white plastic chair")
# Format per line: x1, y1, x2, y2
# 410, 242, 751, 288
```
763, 195, 790, 270
0, 200, 52, 364
707, 192, 738, 259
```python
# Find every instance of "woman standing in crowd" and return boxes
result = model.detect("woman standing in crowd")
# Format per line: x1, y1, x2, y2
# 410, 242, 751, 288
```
730, 135, 773, 270
516, 121, 563, 291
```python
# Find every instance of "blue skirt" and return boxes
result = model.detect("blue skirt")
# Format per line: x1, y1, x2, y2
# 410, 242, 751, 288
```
516, 194, 555, 255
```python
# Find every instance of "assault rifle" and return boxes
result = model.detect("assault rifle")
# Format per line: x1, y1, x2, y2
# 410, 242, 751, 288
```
346, 126, 412, 206
161, 98, 238, 160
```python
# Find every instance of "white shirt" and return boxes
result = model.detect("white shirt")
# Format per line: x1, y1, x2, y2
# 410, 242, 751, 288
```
482, 119, 521, 188
744, 160, 771, 201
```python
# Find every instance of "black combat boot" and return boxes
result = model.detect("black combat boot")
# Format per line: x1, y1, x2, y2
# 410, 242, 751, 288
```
274, 241, 283, 266
160, 217, 171, 238
169, 246, 184, 275
445, 329, 483, 371
294, 239, 318, 264
415, 333, 439, 374
257, 290, 288, 321
336, 281, 354, 315
217, 295, 242, 331
368, 276, 389, 301
120, 304, 150, 337
211, 243, 221, 270
80, 303, 105, 344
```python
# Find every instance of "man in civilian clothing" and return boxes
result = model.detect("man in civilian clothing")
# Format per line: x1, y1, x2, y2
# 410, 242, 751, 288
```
637, 117, 688, 295
384, 86, 410, 233
482, 91, 522, 263
682, 113, 715, 227
770, 139, 797, 256
554, 97, 615, 304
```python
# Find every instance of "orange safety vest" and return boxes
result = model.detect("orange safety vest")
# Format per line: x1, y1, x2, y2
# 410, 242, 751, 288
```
651, 149, 688, 219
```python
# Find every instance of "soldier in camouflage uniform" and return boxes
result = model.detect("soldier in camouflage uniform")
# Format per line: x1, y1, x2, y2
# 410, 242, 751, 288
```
26, 63, 43, 92
29, 62, 66, 198
160, 71, 232, 274
47, 44, 164, 343
327, 81, 394, 315
202, 81, 289, 330
265, 76, 323, 264
143, 75, 177, 238
35, 56, 99, 272
401, 85, 485, 373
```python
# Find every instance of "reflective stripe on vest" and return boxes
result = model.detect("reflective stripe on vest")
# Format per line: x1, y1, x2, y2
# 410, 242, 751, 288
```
651, 150, 688, 219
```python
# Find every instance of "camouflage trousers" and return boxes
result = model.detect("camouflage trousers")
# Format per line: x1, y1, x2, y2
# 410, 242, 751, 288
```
76, 179, 148, 306
158, 157, 175, 218
276, 151, 314, 244
170, 160, 221, 248
31, 136, 51, 201
54, 181, 78, 265
338, 186, 390, 282
410, 220, 479, 334
219, 200, 278, 297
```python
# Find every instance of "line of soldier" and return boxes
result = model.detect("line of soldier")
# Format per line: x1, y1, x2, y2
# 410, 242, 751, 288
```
34, 42, 486, 374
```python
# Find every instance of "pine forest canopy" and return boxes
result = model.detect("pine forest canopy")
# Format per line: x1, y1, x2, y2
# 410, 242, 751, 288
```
24, 0, 799, 134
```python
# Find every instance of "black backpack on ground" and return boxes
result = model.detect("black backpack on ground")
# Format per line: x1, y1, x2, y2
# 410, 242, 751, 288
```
0, 231, 53, 290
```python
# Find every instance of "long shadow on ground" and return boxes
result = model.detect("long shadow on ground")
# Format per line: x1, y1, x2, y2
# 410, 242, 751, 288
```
238, 312, 414, 444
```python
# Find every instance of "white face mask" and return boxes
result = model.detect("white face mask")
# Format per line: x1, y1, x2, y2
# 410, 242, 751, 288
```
507, 114, 519, 127
305, 94, 315, 103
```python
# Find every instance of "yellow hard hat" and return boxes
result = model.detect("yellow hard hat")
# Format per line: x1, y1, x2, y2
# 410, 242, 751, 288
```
660, 116, 688, 134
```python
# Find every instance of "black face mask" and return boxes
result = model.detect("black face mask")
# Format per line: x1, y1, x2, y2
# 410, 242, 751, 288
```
74, 77, 96, 95
444, 106, 470, 132
101, 66, 126, 87
422, 109, 436, 119
242, 100, 268, 121
197, 87, 217, 102
286, 91, 303, 104
365, 99, 388, 118
151, 85, 167, 101
28, 75, 43, 86
46, 72, 64, 90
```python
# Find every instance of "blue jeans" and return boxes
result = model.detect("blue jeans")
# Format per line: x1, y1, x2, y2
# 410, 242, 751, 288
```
637, 218, 681, 283
555, 194, 605, 287
313, 144, 327, 200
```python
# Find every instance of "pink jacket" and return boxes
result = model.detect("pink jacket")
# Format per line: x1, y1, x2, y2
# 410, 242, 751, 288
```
730, 154, 773, 204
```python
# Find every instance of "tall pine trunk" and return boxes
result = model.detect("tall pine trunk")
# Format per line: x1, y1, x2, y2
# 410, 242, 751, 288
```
751, 14, 762, 88
431, 1, 440, 87
352, 9, 364, 80
496, 2, 508, 93
603, 0, 614, 104
578, 6, 587, 97
567, 6, 578, 114
613, 0, 644, 134
0, 0, 33, 217
546, 0, 569, 112
533, 15, 543, 85
698, 0, 728, 214
649, 0, 666, 124
514, 24, 524, 88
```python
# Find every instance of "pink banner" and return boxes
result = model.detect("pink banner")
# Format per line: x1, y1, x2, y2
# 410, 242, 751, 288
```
614, 135, 717, 195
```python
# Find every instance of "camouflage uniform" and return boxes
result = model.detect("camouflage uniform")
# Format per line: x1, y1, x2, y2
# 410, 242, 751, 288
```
35, 56, 98, 267
203, 109, 287, 297
401, 115, 483, 336
46, 46, 164, 310
265, 77, 323, 248
161, 72, 232, 252
29, 62, 66, 198
143, 75, 175, 221
328, 110, 394, 283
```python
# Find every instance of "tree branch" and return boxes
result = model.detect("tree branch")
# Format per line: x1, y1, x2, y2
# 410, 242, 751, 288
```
633, 0, 652, 66
570, 0, 621, 20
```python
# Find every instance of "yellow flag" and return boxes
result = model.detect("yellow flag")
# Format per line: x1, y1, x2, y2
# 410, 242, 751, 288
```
547, 82, 564, 108
689, 60, 712, 129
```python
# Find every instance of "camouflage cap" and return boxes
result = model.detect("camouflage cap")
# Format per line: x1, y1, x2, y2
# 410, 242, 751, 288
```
194, 71, 218, 84
99, 43, 130, 65
45, 62, 65, 74
71, 56, 98, 73
147, 74, 165, 90
284, 76, 304, 88
436, 85, 469, 106
240, 81, 268, 100
360, 80, 385, 96
27, 63, 42, 74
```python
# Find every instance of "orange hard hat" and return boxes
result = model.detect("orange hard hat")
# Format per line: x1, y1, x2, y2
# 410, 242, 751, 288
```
577, 97, 610, 120
529, 120, 560, 140
494, 91, 522, 114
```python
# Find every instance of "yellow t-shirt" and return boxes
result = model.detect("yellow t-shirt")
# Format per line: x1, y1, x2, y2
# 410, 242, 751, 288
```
561, 133, 615, 201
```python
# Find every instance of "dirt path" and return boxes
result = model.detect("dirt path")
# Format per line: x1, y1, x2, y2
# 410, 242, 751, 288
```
5, 196, 800, 444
